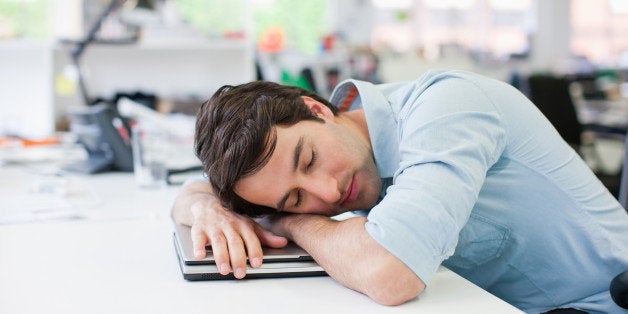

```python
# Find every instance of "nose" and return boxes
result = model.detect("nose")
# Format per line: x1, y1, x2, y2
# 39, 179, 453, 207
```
301, 173, 341, 205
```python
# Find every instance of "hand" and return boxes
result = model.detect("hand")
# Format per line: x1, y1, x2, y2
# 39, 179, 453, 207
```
190, 199, 288, 279
253, 213, 292, 237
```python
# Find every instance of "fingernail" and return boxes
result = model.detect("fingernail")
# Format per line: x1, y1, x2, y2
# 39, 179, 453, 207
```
251, 257, 261, 268
194, 250, 204, 258
235, 268, 246, 278
219, 263, 229, 274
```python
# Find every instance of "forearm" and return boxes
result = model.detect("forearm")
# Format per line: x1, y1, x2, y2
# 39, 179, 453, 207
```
171, 181, 221, 226
278, 215, 425, 306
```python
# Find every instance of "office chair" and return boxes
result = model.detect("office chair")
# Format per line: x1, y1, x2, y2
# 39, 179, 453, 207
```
611, 126, 628, 310
612, 270, 628, 309
527, 74, 624, 197
619, 132, 628, 210
614, 139, 628, 311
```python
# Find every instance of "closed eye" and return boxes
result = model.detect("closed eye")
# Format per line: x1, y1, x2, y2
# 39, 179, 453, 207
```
294, 149, 316, 208
307, 149, 317, 170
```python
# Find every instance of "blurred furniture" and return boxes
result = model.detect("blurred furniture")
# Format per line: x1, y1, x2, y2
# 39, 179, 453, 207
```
71, 0, 128, 107
527, 74, 625, 197
54, 39, 254, 111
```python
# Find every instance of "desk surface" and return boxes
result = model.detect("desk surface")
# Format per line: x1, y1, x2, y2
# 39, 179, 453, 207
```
0, 166, 522, 314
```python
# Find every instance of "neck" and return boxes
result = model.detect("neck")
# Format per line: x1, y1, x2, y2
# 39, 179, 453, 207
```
338, 109, 371, 147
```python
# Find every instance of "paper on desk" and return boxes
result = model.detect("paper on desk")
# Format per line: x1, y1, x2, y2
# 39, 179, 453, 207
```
0, 195, 83, 225
0, 174, 103, 225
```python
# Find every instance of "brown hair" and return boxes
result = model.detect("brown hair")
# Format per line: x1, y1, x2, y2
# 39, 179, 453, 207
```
195, 81, 339, 216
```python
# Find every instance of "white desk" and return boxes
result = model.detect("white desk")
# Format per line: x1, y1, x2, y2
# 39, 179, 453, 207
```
0, 165, 522, 314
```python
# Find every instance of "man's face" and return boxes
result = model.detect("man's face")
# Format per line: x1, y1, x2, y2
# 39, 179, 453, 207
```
234, 114, 382, 216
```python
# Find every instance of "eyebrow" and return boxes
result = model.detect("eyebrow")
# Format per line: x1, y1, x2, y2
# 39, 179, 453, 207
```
276, 136, 305, 211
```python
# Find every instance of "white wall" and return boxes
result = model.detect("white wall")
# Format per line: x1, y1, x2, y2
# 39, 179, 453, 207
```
0, 41, 54, 139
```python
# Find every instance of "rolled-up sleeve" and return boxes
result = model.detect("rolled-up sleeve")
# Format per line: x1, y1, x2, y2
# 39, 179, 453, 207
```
365, 74, 507, 285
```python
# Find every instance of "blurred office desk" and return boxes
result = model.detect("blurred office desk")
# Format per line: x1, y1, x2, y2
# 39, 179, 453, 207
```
0, 166, 522, 314
576, 98, 628, 134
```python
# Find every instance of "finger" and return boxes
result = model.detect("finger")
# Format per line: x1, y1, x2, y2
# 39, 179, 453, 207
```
255, 224, 288, 248
224, 229, 248, 279
208, 232, 231, 276
240, 227, 263, 268
190, 224, 209, 259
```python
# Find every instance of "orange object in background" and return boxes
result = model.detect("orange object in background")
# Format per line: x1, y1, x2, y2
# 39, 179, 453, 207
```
0, 136, 61, 148
258, 26, 286, 53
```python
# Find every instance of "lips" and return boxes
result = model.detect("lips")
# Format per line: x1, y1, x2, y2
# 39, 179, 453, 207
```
341, 175, 359, 206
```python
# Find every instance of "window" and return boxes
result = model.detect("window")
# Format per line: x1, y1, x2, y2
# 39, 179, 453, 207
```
175, 0, 246, 37
571, 0, 628, 67
176, 0, 329, 55
370, 0, 535, 61
0, 0, 50, 39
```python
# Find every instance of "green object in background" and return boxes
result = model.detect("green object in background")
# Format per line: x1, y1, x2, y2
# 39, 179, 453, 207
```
281, 69, 313, 91
597, 69, 618, 82
0, 0, 50, 39
176, 0, 328, 55
253, 0, 327, 55
176, 0, 245, 37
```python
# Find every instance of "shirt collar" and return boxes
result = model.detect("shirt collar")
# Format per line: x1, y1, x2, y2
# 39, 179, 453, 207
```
330, 79, 399, 178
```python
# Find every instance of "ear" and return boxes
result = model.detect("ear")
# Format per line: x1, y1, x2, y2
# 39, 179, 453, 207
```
301, 96, 335, 120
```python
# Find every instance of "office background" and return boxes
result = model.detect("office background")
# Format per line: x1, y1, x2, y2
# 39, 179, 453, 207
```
0, 0, 628, 194
1, 0, 627, 191
0, 1, 625, 127
1, 1, 627, 312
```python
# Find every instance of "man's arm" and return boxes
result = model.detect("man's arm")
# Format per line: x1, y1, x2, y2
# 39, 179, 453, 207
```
273, 214, 425, 306
171, 181, 287, 278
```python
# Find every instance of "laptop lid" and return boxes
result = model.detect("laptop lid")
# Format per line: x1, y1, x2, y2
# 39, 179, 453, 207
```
174, 223, 314, 265
173, 223, 327, 280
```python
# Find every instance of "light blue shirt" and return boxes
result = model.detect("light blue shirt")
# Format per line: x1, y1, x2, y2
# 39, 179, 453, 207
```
330, 70, 628, 313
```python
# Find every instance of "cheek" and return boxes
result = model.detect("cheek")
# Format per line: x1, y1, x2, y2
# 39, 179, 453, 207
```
357, 168, 382, 206
325, 145, 355, 170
